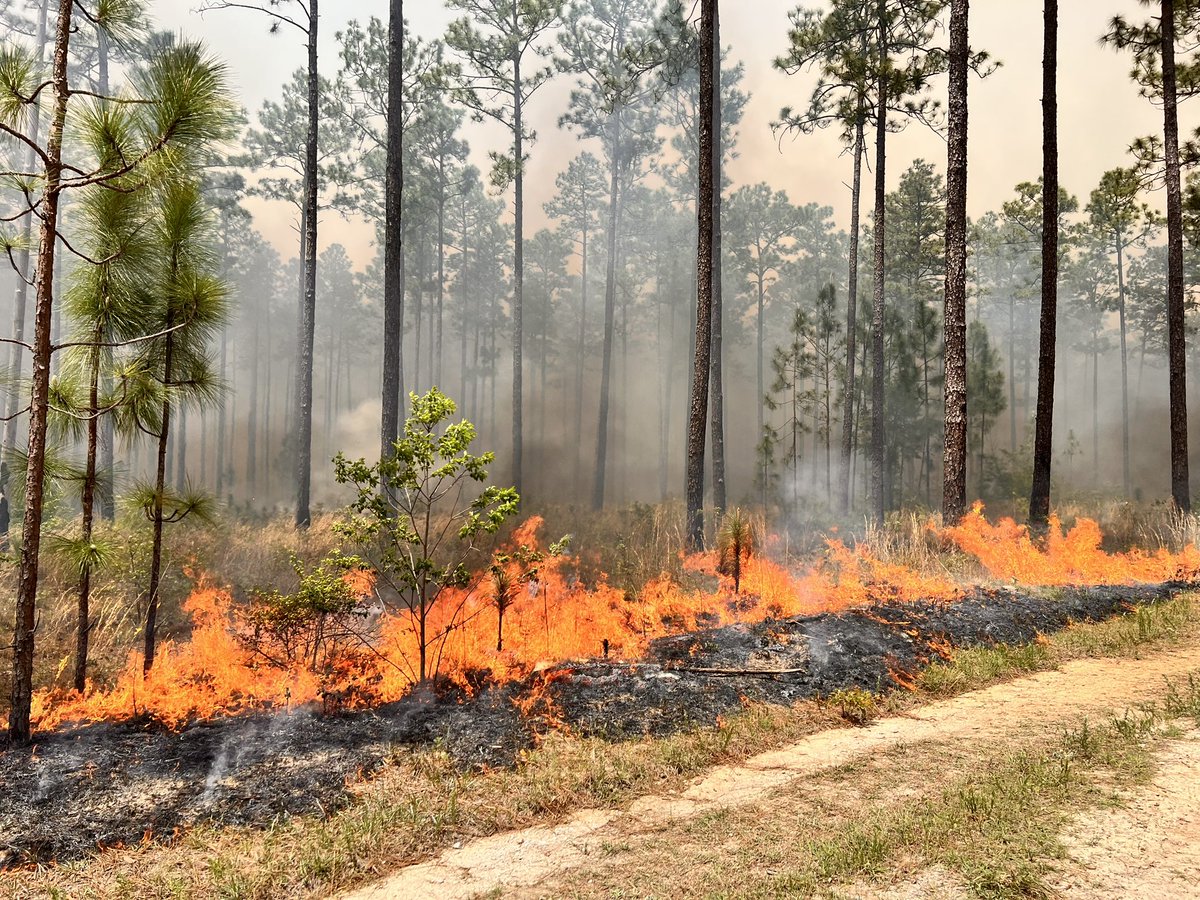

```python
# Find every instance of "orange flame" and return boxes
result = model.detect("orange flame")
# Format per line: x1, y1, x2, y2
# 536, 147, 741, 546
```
17, 507, 1198, 733
941, 504, 1200, 585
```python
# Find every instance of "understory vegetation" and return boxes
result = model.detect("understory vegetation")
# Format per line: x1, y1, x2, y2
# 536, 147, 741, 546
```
8, 590, 1198, 899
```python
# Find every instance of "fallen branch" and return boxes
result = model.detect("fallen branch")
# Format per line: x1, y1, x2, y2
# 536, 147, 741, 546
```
669, 666, 808, 678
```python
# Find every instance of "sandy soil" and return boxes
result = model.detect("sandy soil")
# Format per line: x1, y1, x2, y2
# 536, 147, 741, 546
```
340, 647, 1200, 900
1047, 729, 1200, 899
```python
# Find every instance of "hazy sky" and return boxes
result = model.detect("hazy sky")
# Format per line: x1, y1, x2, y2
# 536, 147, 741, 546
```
155, 1, 1173, 266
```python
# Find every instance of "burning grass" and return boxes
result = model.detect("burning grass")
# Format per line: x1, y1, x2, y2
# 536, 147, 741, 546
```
8, 506, 1200, 736
5, 595, 1199, 899
4, 503, 1200, 884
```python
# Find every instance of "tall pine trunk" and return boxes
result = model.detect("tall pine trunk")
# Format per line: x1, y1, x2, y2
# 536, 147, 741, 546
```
686, 0, 716, 547
1029, 0, 1058, 527
709, 1, 726, 516
942, 0, 970, 523
593, 115, 622, 510
1162, 0, 1191, 512
381, 0, 404, 460
869, 2, 888, 528
294, 0, 319, 528
97, 27, 115, 523
73, 325, 109, 692
1116, 234, 1131, 497
9, 0, 71, 746
839, 108, 865, 513
145, 232, 183, 675
512, 27, 525, 495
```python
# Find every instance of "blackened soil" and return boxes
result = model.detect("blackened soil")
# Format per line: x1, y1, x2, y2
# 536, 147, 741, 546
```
0, 580, 1187, 866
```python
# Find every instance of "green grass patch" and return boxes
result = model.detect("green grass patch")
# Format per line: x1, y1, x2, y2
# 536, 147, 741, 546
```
920, 594, 1198, 697
761, 674, 1200, 900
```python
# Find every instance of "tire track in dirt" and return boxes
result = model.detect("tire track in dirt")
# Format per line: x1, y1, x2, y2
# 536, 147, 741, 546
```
341, 647, 1200, 900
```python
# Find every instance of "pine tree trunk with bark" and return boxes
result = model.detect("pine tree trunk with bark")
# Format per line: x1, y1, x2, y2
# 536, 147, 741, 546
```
709, 1, 726, 517
686, 0, 716, 548
942, 0, 970, 523
9, 0, 72, 746
869, 2, 888, 528
1029, 0, 1058, 527
1162, 0, 1191, 512
381, 0, 404, 462
294, 0, 319, 528
74, 335, 102, 693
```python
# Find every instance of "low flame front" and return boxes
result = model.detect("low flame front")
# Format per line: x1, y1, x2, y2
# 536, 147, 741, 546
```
23, 506, 1200, 732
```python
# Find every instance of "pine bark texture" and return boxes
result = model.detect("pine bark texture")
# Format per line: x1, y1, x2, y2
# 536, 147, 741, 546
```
942, 0, 969, 523
295, 0, 319, 528
686, 0, 716, 547
9, 0, 71, 746
381, 0, 404, 461
869, 3, 888, 528
709, 1, 726, 516
1029, 0, 1057, 527
1162, 0, 1191, 512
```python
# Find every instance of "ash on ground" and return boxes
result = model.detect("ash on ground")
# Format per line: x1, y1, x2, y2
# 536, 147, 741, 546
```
0, 581, 1185, 866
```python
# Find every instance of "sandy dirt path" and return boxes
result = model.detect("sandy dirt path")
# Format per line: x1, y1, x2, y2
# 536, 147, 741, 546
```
341, 647, 1200, 900
1046, 729, 1200, 899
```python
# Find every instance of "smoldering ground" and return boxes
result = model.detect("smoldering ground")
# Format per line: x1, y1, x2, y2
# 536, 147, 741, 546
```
0, 578, 1186, 867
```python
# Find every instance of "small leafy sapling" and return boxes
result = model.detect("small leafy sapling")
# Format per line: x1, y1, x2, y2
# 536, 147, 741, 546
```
239, 551, 367, 672
333, 389, 519, 684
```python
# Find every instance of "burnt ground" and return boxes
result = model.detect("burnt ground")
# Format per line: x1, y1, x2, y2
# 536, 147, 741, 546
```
0, 581, 1188, 867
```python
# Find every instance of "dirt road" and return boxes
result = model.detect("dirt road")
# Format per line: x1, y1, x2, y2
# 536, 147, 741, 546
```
342, 647, 1200, 900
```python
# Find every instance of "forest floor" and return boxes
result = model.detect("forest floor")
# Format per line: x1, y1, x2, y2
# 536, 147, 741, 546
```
343, 642, 1200, 900
5, 592, 1200, 899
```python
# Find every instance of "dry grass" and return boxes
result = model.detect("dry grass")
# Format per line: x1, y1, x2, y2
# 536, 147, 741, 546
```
0, 512, 345, 701
538, 675, 1200, 900
5, 495, 1198, 704
860, 510, 986, 581
6, 701, 845, 899
1052, 499, 1200, 553
7, 593, 1199, 900
920, 595, 1199, 697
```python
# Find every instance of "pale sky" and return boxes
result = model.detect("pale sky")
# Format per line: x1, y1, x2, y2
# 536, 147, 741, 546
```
155, 1, 1173, 266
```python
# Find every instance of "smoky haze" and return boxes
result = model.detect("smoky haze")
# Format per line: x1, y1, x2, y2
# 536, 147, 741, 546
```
27, 0, 1200, 516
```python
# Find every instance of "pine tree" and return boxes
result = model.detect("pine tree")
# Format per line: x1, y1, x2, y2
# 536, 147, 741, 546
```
942, 0, 970, 522
201, 0, 324, 528
557, 0, 663, 511
1104, 0, 1200, 512
1086, 168, 1161, 497
446, 0, 564, 498
1, 23, 235, 743
130, 177, 230, 674
544, 151, 606, 482
1029, 0, 1059, 528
